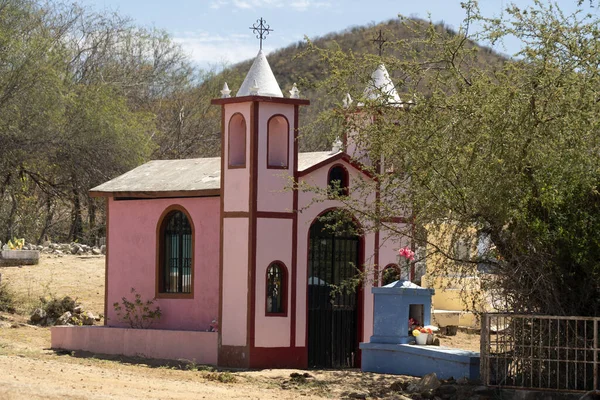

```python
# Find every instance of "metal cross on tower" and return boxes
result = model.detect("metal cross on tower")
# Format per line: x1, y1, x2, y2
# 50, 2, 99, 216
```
372, 29, 387, 57
250, 17, 273, 50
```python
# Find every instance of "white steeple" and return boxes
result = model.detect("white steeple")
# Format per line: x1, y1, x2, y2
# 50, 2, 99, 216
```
363, 64, 402, 106
237, 50, 283, 97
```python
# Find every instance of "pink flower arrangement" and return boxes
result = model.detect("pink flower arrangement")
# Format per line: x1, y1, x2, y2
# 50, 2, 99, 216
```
398, 246, 415, 261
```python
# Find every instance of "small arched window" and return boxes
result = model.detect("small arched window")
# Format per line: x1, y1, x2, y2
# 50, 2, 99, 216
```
229, 113, 246, 168
267, 115, 289, 168
327, 164, 349, 197
382, 264, 400, 286
158, 208, 193, 296
266, 262, 287, 315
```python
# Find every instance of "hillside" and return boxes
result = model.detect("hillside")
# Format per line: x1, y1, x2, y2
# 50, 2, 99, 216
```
0, 6, 507, 246
197, 18, 507, 153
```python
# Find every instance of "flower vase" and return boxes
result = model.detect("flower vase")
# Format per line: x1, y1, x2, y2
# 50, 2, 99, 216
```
415, 334, 427, 345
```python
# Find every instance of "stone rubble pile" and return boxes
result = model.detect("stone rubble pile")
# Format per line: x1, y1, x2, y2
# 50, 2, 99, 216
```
0, 240, 106, 256
30, 303, 101, 327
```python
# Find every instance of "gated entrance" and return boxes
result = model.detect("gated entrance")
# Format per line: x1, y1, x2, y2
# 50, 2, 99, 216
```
307, 213, 361, 368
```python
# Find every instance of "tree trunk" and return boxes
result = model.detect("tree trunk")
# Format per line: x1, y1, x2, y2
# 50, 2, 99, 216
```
70, 181, 83, 242
5, 193, 17, 242
37, 196, 54, 244
88, 197, 96, 244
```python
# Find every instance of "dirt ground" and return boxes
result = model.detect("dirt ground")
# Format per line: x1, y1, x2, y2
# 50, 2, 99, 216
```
0, 254, 481, 399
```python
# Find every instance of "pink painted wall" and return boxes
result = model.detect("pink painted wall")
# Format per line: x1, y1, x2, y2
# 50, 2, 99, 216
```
52, 326, 217, 365
223, 102, 251, 212
221, 217, 249, 346
107, 197, 219, 332
257, 102, 294, 213
296, 159, 377, 347
379, 225, 409, 282
254, 218, 292, 348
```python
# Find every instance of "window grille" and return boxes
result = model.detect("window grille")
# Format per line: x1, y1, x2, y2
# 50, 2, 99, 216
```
266, 263, 285, 314
161, 210, 192, 294
328, 165, 348, 196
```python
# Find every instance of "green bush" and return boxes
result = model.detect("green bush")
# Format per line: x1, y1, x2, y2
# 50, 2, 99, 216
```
0, 283, 16, 313
40, 296, 77, 320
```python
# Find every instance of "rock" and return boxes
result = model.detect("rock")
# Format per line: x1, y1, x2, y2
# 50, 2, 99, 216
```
81, 311, 95, 326
60, 244, 71, 251
30, 308, 47, 324
76, 247, 84, 255
70, 245, 79, 255
36, 245, 43, 251
416, 373, 442, 393
73, 306, 83, 314
0, 321, 11, 328
435, 385, 457, 397
347, 392, 368, 399
100, 245, 106, 255
390, 380, 408, 392
54, 250, 63, 255
42, 241, 51, 247
473, 386, 495, 396
445, 326, 458, 336
456, 377, 470, 385
386, 395, 412, 400
406, 382, 420, 393
56, 311, 72, 325
92, 247, 101, 255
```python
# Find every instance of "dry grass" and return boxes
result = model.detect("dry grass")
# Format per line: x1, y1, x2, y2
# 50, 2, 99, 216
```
0, 254, 105, 316
0, 254, 481, 399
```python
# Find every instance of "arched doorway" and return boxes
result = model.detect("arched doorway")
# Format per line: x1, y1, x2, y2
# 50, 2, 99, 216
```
307, 211, 361, 368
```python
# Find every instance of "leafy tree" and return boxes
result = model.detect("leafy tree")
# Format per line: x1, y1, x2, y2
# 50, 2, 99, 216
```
0, 1, 192, 243
301, 1, 600, 316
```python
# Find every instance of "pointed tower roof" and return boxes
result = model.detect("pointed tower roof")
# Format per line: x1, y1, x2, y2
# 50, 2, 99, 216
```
363, 64, 402, 106
236, 50, 283, 97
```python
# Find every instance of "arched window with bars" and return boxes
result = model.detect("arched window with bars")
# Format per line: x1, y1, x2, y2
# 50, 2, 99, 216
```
157, 207, 194, 297
266, 262, 287, 316
327, 164, 349, 197
381, 264, 400, 286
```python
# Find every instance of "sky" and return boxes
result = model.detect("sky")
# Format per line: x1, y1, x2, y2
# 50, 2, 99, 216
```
80, 0, 598, 70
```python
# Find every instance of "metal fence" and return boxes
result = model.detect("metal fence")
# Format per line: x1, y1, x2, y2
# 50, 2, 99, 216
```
481, 313, 600, 393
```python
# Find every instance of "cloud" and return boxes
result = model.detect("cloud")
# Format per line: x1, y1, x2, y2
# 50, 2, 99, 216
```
174, 32, 273, 69
209, 0, 331, 11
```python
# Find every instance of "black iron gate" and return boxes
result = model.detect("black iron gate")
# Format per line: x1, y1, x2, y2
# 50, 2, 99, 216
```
308, 216, 360, 368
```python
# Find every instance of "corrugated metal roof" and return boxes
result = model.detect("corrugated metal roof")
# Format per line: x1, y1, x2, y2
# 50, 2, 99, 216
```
90, 151, 341, 196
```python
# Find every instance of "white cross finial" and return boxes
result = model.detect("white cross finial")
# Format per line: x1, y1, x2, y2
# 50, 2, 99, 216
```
289, 83, 300, 99
221, 82, 231, 98
331, 137, 343, 154
343, 93, 353, 108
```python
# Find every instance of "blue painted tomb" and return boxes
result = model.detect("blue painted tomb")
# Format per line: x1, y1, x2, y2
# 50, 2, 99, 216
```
360, 280, 480, 380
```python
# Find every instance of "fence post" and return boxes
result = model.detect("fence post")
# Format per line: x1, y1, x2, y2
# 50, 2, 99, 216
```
481, 313, 489, 386
595, 319, 598, 391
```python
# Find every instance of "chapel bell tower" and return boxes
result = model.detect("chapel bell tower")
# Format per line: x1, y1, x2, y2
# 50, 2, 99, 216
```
211, 18, 309, 368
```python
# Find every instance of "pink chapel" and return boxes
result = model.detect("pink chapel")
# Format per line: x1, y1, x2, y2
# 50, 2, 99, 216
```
51, 48, 411, 369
